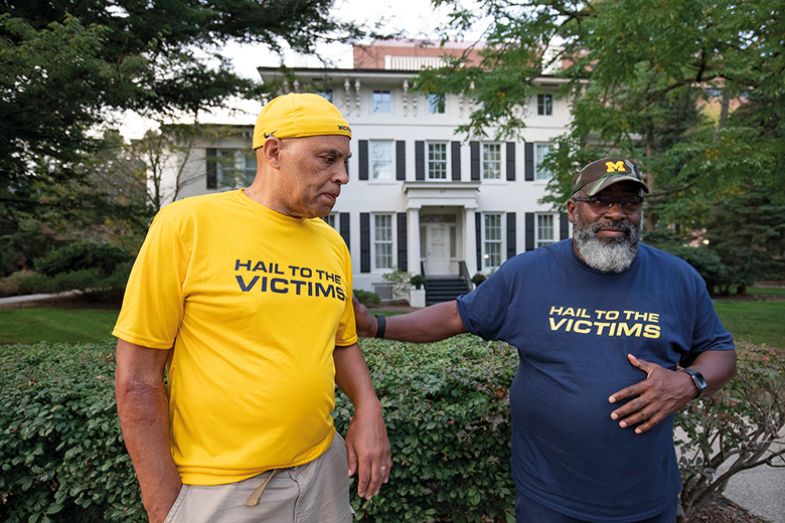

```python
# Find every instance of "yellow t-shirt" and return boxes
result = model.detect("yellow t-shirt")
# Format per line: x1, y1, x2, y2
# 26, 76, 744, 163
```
113, 189, 357, 485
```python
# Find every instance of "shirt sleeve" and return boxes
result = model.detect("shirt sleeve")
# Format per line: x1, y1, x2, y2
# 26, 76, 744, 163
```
334, 240, 358, 347
112, 211, 191, 349
456, 264, 512, 341
681, 275, 735, 366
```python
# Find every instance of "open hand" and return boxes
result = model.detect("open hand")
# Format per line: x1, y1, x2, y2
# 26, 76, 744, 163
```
608, 354, 696, 434
345, 405, 392, 499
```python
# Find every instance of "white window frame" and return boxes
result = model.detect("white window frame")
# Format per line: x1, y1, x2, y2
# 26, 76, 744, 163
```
427, 141, 448, 180
372, 213, 394, 271
369, 140, 394, 181
324, 212, 338, 229
216, 149, 256, 189
483, 213, 503, 270
534, 143, 553, 181
372, 90, 392, 113
481, 142, 502, 180
427, 92, 446, 114
537, 93, 553, 116
536, 213, 557, 248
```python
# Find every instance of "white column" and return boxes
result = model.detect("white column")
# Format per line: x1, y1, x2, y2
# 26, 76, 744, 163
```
407, 208, 421, 275
354, 80, 361, 116
464, 208, 478, 275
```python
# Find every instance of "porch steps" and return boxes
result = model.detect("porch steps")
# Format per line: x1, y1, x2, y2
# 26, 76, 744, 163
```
424, 277, 471, 306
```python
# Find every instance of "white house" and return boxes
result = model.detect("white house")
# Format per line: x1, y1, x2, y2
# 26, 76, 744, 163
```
163, 41, 573, 302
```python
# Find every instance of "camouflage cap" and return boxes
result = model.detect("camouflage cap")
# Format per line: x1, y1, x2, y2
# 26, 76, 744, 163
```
572, 158, 649, 196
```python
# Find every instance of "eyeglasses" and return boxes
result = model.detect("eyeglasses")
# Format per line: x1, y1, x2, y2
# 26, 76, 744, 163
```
572, 195, 644, 212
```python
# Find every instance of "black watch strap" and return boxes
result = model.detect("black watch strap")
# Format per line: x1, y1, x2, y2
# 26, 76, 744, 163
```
681, 368, 708, 398
374, 315, 386, 339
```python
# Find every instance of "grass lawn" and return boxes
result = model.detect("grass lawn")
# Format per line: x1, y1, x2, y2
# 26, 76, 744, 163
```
746, 286, 785, 297
1, 292, 783, 349
714, 299, 785, 349
0, 307, 118, 344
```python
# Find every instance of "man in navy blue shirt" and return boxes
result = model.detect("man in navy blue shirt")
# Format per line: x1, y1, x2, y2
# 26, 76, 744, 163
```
354, 158, 736, 522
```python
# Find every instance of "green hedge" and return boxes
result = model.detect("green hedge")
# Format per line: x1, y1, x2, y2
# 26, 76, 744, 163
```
0, 342, 143, 522
2, 339, 783, 522
0, 337, 516, 522
336, 337, 517, 521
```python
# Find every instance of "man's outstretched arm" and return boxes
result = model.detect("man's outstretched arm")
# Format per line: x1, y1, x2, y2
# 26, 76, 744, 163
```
115, 340, 181, 523
353, 297, 467, 342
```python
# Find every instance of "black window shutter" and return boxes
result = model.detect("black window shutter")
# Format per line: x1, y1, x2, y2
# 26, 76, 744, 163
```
360, 213, 370, 273
470, 142, 480, 181
475, 213, 482, 270
206, 148, 217, 189
506, 142, 516, 181
524, 143, 534, 181
415, 141, 425, 180
506, 212, 517, 259
560, 212, 570, 240
525, 212, 535, 251
451, 141, 461, 181
396, 141, 406, 181
358, 140, 369, 181
397, 212, 407, 271
340, 212, 351, 251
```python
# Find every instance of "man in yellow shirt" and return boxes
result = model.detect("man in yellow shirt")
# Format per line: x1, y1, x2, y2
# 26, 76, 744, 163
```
114, 93, 391, 523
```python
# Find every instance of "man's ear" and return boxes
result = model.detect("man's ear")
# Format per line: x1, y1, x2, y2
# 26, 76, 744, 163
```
566, 199, 577, 224
261, 137, 283, 169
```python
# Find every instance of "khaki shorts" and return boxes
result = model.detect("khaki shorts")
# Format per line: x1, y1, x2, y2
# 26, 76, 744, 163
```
164, 432, 353, 523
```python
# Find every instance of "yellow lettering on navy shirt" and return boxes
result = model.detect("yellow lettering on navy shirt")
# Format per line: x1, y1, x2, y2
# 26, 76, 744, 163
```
548, 305, 661, 339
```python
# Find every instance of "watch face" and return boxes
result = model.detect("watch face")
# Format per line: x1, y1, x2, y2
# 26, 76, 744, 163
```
686, 369, 708, 396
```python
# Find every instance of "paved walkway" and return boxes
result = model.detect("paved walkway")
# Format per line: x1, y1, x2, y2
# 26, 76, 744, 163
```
724, 432, 785, 522
0, 290, 82, 309
726, 462, 785, 522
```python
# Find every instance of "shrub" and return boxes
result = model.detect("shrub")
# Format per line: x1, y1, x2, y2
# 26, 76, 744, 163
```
336, 337, 518, 521
353, 289, 381, 307
1, 339, 782, 522
471, 272, 487, 286
655, 244, 754, 296
676, 342, 785, 517
36, 241, 131, 278
0, 270, 49, 297
409, 274, 425, 290
0, 342, 144, 522
382, 270, 413, 300
0, 257, 135, 302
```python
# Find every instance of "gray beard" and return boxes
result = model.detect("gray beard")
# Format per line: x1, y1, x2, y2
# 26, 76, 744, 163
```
573, 216, 641, 273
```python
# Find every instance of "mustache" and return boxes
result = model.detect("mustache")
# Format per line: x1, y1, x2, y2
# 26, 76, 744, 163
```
588, 220, 633, 235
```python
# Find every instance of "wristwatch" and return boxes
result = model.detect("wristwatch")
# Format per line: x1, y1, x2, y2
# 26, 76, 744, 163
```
681, 368, 708, 398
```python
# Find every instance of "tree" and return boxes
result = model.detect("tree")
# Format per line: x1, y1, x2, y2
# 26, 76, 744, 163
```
0, 0, 364, 271
705, 189, 785, 292
1, 0, 359, 185
421, 0, 785, 234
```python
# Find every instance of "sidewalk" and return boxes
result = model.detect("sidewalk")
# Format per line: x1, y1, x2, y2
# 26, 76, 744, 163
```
726, 463, 785, 522
724, 432, 785, 522
0, 290, 81, 308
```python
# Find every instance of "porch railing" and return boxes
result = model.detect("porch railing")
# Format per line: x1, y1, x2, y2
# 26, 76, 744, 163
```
458, 260, 471, 290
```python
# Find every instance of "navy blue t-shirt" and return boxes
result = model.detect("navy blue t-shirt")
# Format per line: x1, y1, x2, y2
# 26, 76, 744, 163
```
456, 240, 734, 522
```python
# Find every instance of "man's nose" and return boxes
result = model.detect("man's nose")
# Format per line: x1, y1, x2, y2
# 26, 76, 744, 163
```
335, 162, 349, 185
603, 202, 626, 220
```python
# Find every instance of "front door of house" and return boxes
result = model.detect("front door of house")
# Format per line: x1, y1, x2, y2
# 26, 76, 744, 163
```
424, 223, 451, 275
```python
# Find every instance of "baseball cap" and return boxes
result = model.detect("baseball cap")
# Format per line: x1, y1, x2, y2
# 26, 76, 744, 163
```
252, 93, 352, 149
572, 157, 649, 196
